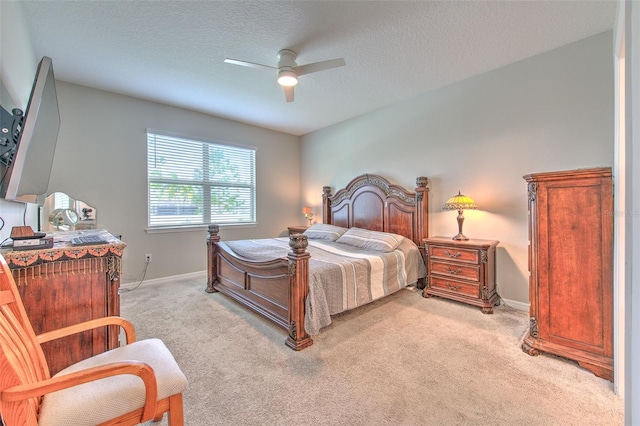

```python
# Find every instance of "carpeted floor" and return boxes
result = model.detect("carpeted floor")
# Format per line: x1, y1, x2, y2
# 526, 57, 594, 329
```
120, 275, 623, 425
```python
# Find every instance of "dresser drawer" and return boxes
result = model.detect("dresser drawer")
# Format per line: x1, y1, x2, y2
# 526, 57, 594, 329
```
430, 276, 479, 298
430, 260, 480, 282
429, 245, 479, 264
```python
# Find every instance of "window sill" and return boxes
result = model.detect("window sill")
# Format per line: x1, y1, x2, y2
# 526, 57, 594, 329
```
145, 223, 257, 234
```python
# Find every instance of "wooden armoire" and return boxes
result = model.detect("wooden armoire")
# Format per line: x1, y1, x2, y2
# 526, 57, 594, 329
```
521, 167, 613, 381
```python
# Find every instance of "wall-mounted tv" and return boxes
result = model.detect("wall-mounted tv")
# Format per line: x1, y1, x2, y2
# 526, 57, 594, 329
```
0, 56, 60, 203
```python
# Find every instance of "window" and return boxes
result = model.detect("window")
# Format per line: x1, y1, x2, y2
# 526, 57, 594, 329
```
147, 131, 256, 229
54, 192, 71, 210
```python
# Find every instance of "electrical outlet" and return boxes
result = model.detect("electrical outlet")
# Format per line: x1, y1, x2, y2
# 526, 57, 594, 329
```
145, 254, 152, 263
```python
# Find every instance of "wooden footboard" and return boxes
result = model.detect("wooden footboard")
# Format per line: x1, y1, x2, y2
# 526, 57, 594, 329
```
206, 224, 313, 350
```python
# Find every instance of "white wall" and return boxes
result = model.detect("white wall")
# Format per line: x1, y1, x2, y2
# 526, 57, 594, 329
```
301, 32, 614, 306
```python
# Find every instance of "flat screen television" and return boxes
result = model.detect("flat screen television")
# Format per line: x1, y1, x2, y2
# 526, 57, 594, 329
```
0, 56, 60, 203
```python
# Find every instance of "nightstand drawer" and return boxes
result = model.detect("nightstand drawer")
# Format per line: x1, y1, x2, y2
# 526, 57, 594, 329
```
430, 276, 479, 298
430, 260, 480, 282
429, 245, 479, 264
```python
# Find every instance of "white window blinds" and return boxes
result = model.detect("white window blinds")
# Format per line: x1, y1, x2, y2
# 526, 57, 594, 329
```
147, 132, 256, 228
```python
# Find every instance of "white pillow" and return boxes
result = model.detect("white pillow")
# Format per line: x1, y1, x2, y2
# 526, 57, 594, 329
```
303, 223, 348, 242
335, 227, 405, 252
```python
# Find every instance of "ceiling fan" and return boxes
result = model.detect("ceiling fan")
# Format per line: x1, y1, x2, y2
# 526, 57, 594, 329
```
224, 49, 346, 102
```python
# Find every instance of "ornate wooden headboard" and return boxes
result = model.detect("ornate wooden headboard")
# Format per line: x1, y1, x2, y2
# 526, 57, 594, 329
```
322, 174, 429, 248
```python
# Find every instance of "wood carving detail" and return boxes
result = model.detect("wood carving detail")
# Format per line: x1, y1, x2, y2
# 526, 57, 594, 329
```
481, 284, 490, 300
527, 182, 537, 202
288, 234, 309, 252
289, 321, 297, 340
106, 256, 120, 281
331, 174, 415, 205
529, 317, 539, 338
206, 224, 221, 293
521, 340, 540, 356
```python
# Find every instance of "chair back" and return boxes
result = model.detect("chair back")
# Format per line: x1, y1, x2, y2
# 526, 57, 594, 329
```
0, 255, 50, 425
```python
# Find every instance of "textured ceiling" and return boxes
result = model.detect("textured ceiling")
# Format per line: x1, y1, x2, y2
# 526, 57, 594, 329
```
18, 1, 616, 136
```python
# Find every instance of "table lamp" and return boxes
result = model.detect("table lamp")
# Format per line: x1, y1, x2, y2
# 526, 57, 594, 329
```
302, 206, 313, 226
443, 191, 477, 241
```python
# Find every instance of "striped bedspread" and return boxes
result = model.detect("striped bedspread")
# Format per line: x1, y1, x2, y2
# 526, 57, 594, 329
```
221, 237, 426, 335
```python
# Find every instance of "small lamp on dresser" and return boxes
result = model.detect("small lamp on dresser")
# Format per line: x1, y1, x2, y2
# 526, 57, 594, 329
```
443, 191, 477, 241
302, 206, 313, 226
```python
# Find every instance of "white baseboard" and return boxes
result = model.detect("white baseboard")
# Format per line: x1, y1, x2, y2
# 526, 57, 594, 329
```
500, 297, 530, 312
120, 270, 207, 289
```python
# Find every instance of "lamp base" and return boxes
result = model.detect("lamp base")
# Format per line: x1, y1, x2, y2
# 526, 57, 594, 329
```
452, 233, 469, 241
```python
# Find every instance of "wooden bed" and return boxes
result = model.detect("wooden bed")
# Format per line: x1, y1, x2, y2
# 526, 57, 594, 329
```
206, 174, 429, 350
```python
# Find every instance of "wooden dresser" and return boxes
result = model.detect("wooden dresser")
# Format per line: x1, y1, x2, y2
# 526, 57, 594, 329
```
1, 230, 125, 375
423, 237, 500, 314
521, 167, 613, 381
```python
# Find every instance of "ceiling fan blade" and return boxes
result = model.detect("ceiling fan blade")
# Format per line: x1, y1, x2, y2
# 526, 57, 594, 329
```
283, 86, 294, 103
224, 58, 276, 71
293, 58, 346, 76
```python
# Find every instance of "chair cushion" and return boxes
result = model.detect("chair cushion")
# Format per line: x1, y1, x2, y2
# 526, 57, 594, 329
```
38, 338, 187, 426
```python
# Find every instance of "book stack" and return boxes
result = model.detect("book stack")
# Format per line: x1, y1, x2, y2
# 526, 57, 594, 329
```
11, 226, 54, 251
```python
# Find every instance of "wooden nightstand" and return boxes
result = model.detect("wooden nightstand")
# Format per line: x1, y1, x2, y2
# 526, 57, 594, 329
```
423, 237, 499, 314
287, 225, 309, 235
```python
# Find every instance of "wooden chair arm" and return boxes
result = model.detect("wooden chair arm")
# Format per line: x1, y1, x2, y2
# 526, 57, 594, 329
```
1, 361, 158, 423
36, 316, 136, 345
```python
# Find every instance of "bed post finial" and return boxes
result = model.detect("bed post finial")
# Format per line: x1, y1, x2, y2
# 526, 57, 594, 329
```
208, 223, 220, 236
288, 233, 309, 253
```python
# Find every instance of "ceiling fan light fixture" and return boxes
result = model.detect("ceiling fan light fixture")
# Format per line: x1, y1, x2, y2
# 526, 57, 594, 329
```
277, 69, 298, 87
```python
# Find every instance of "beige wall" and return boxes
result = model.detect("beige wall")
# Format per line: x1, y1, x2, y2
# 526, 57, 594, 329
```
300, 32, 614, 307
45, 83, 300, 282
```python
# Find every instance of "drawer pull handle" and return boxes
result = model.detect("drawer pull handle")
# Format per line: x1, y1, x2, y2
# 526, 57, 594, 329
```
446, 283, 462, 291
446, 267, 462, 275
444, 250, 461, 258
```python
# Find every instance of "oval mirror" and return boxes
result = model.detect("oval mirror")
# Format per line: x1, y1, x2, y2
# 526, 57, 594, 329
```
49, 208, 80, 230
40, 192, 97, 232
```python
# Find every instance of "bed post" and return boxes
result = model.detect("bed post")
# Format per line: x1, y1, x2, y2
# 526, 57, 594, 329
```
206, 224, 220, 293
285, 234, 313, 350
415, 177, 429, 289
322, 186, 332, 224
415, 176, 429, 241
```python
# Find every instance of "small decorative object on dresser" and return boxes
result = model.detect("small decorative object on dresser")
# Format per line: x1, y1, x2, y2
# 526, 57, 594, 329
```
288, 225, 309, 235
423, 237, 499, 314
302, 206, 313, 226
521, 167, 613, 381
